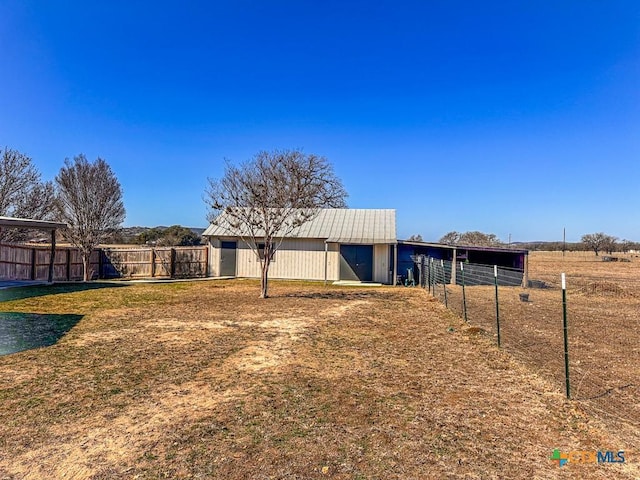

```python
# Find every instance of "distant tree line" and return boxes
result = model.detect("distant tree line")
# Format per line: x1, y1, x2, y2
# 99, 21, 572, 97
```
133, 225, 202, 246
437, 229, 639, 254
438, 231, 503, 247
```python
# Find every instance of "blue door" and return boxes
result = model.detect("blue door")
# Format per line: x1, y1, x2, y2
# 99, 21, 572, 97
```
220, 241, 237, 276
340, 245, 373, 281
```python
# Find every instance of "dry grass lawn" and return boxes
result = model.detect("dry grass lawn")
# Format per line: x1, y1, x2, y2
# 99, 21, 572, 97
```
0, 279, 637, 479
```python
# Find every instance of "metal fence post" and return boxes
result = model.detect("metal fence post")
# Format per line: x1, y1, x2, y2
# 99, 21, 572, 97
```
430, 257, 435, 295
494, 265, 501, 347
461, 261, 468, 322
562, 273, 570, 399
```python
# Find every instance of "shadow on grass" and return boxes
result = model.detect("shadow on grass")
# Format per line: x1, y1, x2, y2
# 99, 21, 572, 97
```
0, 282, 128, 303
0, 312, 84, 356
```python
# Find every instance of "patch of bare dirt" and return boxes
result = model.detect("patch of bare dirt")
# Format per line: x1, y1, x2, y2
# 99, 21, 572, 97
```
577, 281, 633, 297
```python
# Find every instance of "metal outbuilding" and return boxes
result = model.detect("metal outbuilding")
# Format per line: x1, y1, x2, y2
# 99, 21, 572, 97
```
204, 209, 398, 284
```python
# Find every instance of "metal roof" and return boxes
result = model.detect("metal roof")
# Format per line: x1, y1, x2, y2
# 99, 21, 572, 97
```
204, 209, 396, 244
398, 240, 528, 254
0, 216, 67, 230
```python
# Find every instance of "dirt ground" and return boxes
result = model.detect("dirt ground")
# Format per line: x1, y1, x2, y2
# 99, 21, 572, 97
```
0, 278, 637, 479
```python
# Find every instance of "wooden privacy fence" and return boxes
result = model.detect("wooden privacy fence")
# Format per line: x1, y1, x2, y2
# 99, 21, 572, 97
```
0, 244, 208, 281
0, 243, 96, 281
100, 246, 208, 279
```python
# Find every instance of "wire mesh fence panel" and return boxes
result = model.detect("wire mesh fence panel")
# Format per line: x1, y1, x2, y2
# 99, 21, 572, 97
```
562, 275, 640, 439
416, 253, 640, 442
528, 253, 640, 437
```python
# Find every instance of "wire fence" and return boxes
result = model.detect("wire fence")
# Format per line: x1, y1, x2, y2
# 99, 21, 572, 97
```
414, 255, 639, 439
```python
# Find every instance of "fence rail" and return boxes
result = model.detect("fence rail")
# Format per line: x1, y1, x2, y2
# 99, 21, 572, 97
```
0, 244, 208, 281
416, 254, 639, 439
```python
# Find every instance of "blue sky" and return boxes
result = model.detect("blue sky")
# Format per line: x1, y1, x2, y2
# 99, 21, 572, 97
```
1, 1, 638, 241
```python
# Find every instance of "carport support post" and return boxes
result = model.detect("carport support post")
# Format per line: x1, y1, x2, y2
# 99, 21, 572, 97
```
48, 229, 56, 283
451, 247, 457, 285
562, 273, 570, 399
441, 259, 448, 308
393, 243, 397, 286
461, 262, 468, 323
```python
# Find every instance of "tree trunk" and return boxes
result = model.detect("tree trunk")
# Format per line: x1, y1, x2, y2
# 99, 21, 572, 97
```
82, 250, 90, 282
260, 258, 270, 298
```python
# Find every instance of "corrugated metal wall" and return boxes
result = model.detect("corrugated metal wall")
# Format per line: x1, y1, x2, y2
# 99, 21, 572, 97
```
208, 238, 221, 277
374, 244, 391, 284
208, 237, 393, 283
236, 239, 339, 281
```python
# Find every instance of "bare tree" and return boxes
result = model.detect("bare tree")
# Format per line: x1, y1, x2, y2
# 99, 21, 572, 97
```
581, 232, 616, 256
205, 149, 347, 298
55, 155, 125, 281
439, 230, 502, 246
407, 234, 423, 242
458, 231, 502, 246
0, 147, 56, 241
620, 239, 633, 254
603, 235, 618, 255
439, 231, 461, 245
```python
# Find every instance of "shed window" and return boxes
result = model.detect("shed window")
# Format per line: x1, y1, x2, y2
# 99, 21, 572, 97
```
257, 243, 275, 262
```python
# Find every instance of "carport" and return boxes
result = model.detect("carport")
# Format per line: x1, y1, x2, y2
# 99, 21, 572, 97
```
0, 216, 67, 283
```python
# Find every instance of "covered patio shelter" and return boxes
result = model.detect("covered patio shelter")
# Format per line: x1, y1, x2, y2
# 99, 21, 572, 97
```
0, 216, 67, 283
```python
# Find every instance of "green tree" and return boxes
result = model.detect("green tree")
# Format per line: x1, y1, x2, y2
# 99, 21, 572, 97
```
157, 225, 201, 246
137, 227, 164, 244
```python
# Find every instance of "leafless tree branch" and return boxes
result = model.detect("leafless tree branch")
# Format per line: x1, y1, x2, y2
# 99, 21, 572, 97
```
55, 154, 126, 281
204, 149, 347, 298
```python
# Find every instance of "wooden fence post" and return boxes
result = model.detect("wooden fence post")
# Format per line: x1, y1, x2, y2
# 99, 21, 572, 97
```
31, 248, 37, 280
48, 229, 56, 283
151, 249, 156, 278
170, 248, 176, 278
66, 249, 71, 281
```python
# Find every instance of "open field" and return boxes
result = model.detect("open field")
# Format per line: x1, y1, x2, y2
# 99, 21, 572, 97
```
0, 279, 637, 479
436, 250, 640, 453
